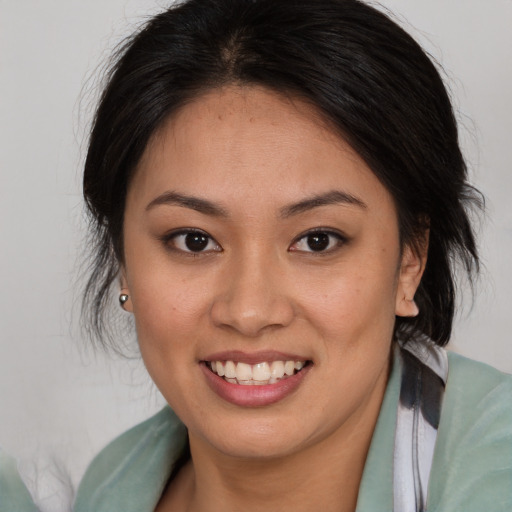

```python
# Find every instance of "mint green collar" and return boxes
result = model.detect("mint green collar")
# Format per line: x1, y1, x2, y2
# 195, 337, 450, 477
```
355, 351, 400, 512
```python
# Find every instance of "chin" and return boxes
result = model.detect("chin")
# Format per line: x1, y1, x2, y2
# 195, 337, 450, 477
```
190, 412, 323, 461
212, 434, 305, 460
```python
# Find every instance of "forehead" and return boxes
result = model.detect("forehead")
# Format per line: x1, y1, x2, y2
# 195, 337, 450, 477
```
131, 85, 394, 215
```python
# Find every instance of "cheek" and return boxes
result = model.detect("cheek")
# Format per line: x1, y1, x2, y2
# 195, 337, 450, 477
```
296, 255, 399, 345
130, 280, 206, 408
127, 266, 214, 361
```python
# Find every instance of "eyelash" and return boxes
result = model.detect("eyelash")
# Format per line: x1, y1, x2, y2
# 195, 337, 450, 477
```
160, 228, 347, 256
289, 229, 347, 254
160, 229, 222, 255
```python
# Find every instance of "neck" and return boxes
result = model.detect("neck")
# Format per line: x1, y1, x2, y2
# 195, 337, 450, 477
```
191, 437, 364, 512
180, 372, 387, 512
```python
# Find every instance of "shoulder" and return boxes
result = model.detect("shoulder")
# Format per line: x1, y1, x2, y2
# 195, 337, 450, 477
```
74, 406, 188, 512
447, 351, 512, 393
0, 449, 39, 512
428, 352, 512, 511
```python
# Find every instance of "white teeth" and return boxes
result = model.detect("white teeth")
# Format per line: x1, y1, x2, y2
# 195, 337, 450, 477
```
284, 360, 295, 376
208, 359, 307, 385
224, 361, 236, 379
270, 361, 285, 380
236, 362, 252, 381
253, 362, 271, 381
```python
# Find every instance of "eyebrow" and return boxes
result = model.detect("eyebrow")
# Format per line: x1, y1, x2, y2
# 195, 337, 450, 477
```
279, 190, 367, 218
145, 191, 229, 217
145, 189, 367, 218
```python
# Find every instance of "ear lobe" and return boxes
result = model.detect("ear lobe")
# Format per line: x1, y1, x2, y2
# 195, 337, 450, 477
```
395, 238, 428, 318
119, 268, 133, 313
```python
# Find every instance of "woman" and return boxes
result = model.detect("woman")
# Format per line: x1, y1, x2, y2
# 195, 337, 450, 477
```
49, 0, 512, 510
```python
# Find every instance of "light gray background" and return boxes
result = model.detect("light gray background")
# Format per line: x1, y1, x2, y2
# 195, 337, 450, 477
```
1, 1, 511, 509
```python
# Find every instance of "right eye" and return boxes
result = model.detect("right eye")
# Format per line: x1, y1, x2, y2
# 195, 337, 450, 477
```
164, 230, 222, 254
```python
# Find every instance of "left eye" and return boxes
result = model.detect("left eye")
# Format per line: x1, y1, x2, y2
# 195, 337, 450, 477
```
290, 231, 344, 253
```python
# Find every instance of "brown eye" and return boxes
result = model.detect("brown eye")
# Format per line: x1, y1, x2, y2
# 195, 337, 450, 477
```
166, 230, 221, 254
290, 230, 345, 253
184, 232, 209, 252
306, 233, 330, 252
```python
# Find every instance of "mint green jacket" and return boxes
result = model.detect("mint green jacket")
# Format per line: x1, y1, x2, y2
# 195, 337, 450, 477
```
2, 353, 511, 511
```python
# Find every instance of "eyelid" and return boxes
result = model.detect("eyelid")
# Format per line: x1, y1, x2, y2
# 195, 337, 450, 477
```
289, 228, 347, 253
160, 228, 222, 254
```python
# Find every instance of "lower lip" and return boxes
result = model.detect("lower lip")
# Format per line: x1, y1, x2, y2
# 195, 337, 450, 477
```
200, 362, 311, 407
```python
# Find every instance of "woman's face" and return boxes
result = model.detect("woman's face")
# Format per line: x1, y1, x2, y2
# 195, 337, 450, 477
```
122, 86, 423, 459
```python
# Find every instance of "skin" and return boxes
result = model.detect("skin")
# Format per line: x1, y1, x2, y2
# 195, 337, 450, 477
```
121, 86, 425, 512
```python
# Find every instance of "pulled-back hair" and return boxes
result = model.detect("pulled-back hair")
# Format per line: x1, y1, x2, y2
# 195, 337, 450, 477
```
82, 0, 482, 351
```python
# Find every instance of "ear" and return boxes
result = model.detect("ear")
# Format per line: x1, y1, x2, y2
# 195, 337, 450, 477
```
395, 233, 428, 318
119, 267, 133, 313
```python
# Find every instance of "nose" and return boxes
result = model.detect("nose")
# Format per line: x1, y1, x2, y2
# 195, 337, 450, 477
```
210, 252, 295, 337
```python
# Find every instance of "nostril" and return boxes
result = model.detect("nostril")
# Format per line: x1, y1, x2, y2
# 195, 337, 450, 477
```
211, 306, 285, 337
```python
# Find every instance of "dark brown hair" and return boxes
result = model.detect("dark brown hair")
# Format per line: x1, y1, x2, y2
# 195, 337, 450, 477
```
82, 0, 482, 351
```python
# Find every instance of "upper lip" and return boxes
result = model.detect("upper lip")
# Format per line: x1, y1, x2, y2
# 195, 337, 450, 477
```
202, 350, 310, 365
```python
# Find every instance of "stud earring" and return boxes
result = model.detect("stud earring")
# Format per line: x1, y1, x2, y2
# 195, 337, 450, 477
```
119, 293, 129, 309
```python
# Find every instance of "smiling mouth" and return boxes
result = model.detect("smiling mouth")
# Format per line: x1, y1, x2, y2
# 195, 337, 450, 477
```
205, 360, 311, 386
